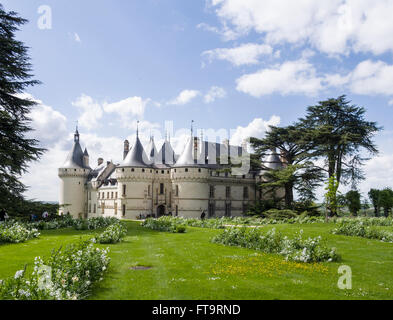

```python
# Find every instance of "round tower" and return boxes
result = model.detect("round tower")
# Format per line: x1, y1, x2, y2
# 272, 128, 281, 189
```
58, 128, 91, 218
172, 135, 209, 218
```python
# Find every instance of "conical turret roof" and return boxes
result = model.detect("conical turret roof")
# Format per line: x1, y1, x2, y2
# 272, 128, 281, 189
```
175, 136, 196, 167
121, 134, 150, 167
146, 136, 158, 164
62, 130, 91, 169
262, 149, 283, 170
158, 138, 176, 165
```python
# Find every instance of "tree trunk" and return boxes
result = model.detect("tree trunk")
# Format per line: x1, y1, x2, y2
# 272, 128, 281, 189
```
284, 183, 294, 209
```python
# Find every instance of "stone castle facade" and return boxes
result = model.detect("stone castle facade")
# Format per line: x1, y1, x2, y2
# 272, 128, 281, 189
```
58, 127, 283, 220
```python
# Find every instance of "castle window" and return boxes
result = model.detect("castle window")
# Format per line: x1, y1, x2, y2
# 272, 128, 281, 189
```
148, 185, 151, 196
185, 168, 189, 172
142, 169, 145, 173
161, 170, 164, 174
131, 168, 135, 172
198, 168, 201, 173
174, 169, 177, 173
167, 170, 169, 174
122, 204, 126, 217
115, 192, 118, 198
175, 185, 179, 197
243, 187, 249, 199
111, 192, 114, 199
209, 186, 215, 198
93, 204, 96, 213
160, 183, 164, 195
242, 202, 248, 214
114, 203, 117, 215
107, 192, 109, 199
226, 186, 231, 198
122, 185, 126, 196
225, 203, 231, 217
122, 168, 125, 172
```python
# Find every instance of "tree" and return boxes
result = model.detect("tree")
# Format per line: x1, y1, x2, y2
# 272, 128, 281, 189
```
368, 188, 381, 216
301, 95, 381, 216
324, 175, 340, 221
378, 188, 393, 217
345, 190, 361, 216
0, 5, 45, 210
250, 123, 323, 209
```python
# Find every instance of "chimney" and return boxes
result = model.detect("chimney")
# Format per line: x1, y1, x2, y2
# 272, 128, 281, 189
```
123, 140, 130, 160
98, 158, 104, 166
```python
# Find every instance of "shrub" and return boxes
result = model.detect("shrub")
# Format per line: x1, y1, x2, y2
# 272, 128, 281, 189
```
0, 222, 40, 244
73, 217, 119, 230
212, 227, 339, 263
142, 217, 186, 233
332, 220, 393, 243
262, 209, 298, 220
0, 241, 110, 300
92, 223, 127, 244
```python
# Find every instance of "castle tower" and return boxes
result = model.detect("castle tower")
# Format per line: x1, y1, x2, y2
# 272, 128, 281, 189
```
172, 132, 209, 218
58, 128, 91, 218
117, 130, 153, 219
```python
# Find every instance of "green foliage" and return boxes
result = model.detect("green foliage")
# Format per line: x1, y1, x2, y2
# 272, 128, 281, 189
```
324, 175, 340, 217
300, 95, 381, 189
332, 220, 393, 243
0, 5, 45, 209
92, 223, 127, 244
368, 188, 381, 216
345, 190, 361, 216
212, 227, 340, 263
142, 217, 187, 233
0, 241, 110, 300
262, 209, 297, 219
378, 188, 393, 217
0, 222, 40, 244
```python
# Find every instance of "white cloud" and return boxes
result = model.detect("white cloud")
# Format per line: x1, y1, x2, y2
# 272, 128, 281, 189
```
236, 59, 324, 97
169, 90, 200, 105
204, 86, 227, 103
72, 94, 103, 130
230, 116, 281, 146
74, 33, 81, 43
202, 43, 274, 66
103, 96, 149, 128
196, 22, 240, 41
348, 60, 393, 96
209, 0, 393, 56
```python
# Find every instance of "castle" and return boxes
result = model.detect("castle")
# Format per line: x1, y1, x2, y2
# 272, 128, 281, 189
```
58, 126, 283, 220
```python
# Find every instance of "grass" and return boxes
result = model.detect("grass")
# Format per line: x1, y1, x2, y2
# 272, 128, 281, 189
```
1, 221, 393, 300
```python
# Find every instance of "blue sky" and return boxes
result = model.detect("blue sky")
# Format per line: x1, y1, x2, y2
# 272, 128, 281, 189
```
3, 0, 393, 201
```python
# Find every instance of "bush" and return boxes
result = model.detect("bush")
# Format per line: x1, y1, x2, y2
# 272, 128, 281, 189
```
332, 220, 393, 243
73, 217, 119, 230
0, 241, 110, 300
262, 209, 298, 219
93, 223, 127, 244
212, 227, 339, 263
0, 222, 40, 244
142, 217, 187, 233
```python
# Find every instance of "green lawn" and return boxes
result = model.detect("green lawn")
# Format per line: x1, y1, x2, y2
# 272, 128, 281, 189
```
1, 221, 393, 300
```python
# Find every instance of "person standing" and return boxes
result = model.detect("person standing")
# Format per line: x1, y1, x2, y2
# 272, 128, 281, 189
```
201, 210, 206, 220
0, 208, 5, 222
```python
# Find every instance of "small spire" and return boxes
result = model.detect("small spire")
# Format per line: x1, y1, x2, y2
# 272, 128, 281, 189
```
74, 121, 80, 143
136, 120, 140, 138
191, 120, 194, 137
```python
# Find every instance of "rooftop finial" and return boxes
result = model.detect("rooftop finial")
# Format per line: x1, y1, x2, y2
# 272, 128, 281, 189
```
191, 120, 194, 137
74, 121, 80, 143
136, 120, 140, 138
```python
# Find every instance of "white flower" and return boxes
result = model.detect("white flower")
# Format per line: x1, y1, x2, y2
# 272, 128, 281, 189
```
14, 270, 24, 279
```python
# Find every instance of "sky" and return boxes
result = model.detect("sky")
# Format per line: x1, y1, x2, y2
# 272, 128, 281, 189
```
2, 0, 393, 202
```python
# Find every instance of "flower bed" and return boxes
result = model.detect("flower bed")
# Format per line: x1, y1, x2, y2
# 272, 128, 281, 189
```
212, 227, 340, 263
0, 223, 40, 244
92, 222, 127, 244
332, 220, 393, 243
0, 241, 110, 300
142, 217, 186, 233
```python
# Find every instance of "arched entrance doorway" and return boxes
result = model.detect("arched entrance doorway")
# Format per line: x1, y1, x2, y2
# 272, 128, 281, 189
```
157, 205, 166, 217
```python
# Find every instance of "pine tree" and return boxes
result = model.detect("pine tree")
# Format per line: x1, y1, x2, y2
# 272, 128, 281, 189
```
301, 95, 381, 216
0, 4, 45, 209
